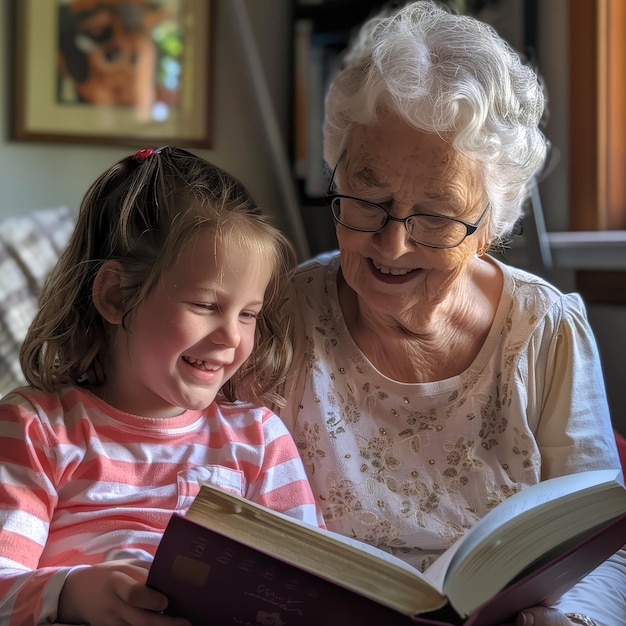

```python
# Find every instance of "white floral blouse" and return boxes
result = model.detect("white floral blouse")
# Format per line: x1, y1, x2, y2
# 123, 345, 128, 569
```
277, 252, 622, 574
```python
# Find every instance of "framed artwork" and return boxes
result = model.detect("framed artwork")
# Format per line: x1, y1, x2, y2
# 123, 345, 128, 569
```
12, 0, 213, 148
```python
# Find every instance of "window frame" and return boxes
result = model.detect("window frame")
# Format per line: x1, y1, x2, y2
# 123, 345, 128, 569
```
568, 0, 626, 304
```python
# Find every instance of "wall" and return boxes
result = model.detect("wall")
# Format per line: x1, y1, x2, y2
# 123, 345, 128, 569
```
0, 0, 302, 247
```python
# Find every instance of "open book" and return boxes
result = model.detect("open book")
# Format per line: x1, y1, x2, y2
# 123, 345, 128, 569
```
147, 469, 626, 626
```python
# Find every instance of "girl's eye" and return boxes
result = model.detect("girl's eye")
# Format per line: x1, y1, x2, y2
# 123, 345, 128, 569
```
193, 302, 217, 311
240, 311, 259, 321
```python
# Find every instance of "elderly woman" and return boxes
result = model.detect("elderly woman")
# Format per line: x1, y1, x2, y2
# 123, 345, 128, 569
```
267, 2, 626, 625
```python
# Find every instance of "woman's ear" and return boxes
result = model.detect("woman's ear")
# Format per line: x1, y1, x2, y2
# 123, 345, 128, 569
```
93, 261, 126, 324
476, 228, 495, 256
477, 239, 494, 257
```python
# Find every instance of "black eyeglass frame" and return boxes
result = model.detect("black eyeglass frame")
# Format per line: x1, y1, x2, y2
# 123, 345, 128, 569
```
324, 159, 489, 249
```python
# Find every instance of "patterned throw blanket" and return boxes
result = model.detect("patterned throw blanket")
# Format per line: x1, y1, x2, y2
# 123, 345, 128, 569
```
0, 207, 76, 398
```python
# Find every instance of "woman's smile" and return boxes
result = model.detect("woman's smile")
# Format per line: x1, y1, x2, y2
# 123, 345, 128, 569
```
368, 258, 422, 283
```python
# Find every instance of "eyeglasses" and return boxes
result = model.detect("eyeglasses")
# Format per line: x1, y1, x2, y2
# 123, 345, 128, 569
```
325, 159, 489, 249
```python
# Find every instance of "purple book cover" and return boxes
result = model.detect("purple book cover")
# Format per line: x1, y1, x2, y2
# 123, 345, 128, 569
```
147, 514, 427, 625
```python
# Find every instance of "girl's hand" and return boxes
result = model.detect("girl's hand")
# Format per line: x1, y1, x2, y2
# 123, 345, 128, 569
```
58, 558, 191, 626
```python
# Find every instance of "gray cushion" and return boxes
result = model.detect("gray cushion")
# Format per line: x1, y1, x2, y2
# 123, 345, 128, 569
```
0, 207, 76, 397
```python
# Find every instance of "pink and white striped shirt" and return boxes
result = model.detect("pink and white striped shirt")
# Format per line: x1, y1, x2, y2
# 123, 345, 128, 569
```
0, 385, 324, 625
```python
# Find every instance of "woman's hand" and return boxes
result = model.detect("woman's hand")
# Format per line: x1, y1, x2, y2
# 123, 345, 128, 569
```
500, 606, 587, 625
58, 558, 191, 626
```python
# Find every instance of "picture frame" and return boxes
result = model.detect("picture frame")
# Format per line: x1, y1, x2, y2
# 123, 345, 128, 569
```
11, 0, 213, 148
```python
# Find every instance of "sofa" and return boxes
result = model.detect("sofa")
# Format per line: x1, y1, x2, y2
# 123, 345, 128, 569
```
0, 206, 76, 398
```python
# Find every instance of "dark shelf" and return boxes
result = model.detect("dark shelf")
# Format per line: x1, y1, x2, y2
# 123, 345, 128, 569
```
289, 0, 389, 254
293, 0, 389, 30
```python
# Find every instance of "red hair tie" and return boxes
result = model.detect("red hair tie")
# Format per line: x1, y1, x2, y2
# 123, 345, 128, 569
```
133, 147, 167, 163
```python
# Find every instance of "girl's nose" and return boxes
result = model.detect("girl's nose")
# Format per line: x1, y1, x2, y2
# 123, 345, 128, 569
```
211, 317, 240, 348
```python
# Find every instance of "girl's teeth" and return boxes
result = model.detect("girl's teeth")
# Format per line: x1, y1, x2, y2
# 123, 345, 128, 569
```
184, 357, 220, 371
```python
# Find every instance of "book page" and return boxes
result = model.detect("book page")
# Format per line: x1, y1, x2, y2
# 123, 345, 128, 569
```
446, 468, 622, 579
423, 469, 621, 592
193, 482, 417, 568
441, 469, 626, 616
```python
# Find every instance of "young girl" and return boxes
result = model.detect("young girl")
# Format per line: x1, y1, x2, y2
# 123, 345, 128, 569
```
0, 147, 323, 626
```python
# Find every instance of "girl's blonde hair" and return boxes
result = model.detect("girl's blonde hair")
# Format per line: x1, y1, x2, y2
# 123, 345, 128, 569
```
20, 147, 296, 406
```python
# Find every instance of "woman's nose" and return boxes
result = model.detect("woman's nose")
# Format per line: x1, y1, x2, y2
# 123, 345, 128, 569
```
372, 217, 415, 258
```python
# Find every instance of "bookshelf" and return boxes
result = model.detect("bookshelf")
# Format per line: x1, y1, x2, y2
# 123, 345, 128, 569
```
290, 0, 386, 255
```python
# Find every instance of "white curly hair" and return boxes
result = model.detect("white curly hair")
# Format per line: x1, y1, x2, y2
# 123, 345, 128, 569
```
323, 0, 549, 242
